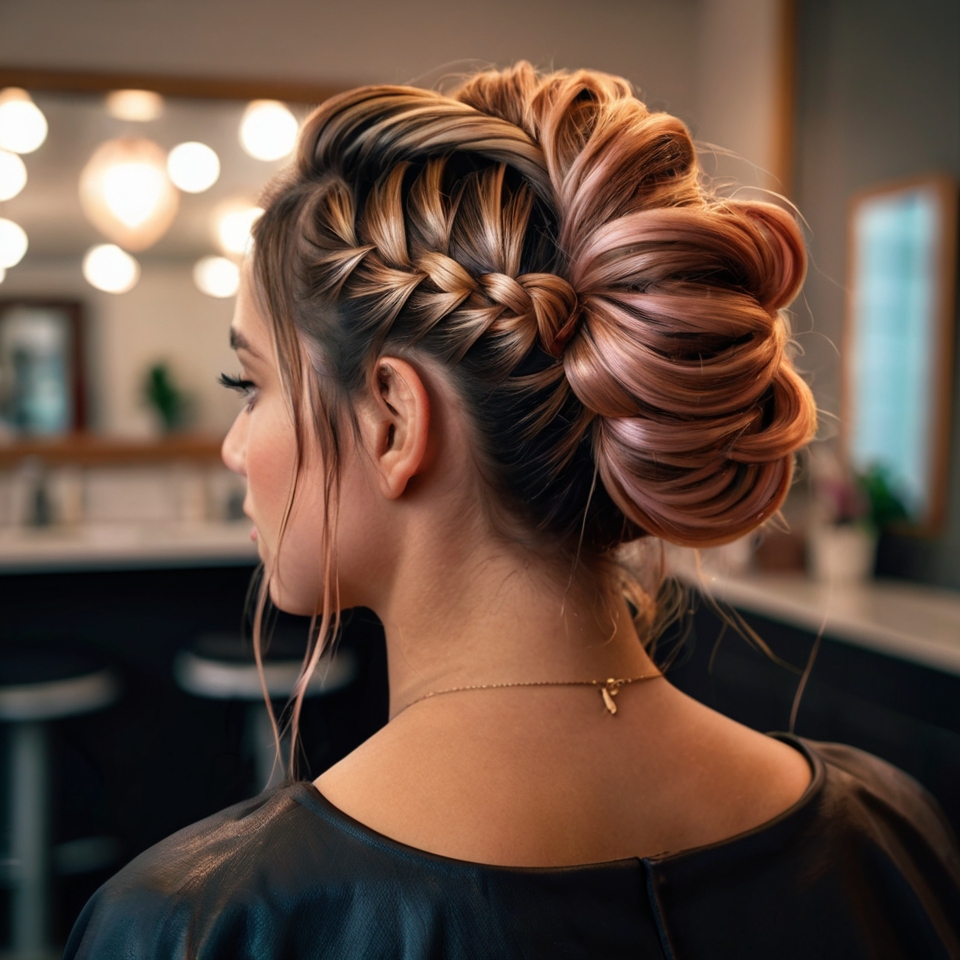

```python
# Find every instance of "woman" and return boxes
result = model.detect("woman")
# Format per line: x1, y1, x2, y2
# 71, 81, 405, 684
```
67, 63, 959, 958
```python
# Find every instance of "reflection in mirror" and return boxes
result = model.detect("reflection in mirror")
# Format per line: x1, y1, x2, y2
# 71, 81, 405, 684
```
0, 299, 84, 436
843, 176, 958, 533
0, 82, 318, 439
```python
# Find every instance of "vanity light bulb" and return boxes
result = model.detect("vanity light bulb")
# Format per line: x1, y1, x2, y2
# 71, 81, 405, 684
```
0, 217, 28, 268
0, 89, 48, 154
105, 89, 164, 122
239, 100, 298, 161
79, 137, 179, 251
0, 149, 27, 201
194, 256, 240, 298
216, 203, 263, 256
167, 142, 220, 193
83, 243, 140, 294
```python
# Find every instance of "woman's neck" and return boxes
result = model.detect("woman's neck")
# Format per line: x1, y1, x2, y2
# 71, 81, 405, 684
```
371, 531, 658, 720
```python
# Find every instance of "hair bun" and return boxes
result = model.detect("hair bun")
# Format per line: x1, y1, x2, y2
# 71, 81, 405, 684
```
561, 200, 814, 546
456, 64, 817, 547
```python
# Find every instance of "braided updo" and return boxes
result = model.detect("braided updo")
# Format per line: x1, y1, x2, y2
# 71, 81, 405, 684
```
254, 61, 816, 558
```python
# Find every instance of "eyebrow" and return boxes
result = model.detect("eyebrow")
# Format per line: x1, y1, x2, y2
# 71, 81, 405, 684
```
229, 327, 264, 359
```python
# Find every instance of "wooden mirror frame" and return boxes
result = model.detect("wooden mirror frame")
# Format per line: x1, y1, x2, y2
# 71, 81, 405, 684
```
0, 67, 340, 465
841, 175, 959, 535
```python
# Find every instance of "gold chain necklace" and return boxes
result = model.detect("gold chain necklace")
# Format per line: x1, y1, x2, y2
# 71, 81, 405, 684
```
397, 673, 662, 718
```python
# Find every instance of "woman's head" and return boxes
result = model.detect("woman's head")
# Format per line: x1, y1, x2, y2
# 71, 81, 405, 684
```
244, 61, 815, 579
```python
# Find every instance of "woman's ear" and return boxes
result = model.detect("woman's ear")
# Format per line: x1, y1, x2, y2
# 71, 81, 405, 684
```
364, 357, 432, 499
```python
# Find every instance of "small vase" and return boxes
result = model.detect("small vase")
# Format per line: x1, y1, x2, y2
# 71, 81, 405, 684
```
807, 524, 878, 584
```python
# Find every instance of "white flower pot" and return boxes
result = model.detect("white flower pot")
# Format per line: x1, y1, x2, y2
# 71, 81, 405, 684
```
807, 525, 878, 584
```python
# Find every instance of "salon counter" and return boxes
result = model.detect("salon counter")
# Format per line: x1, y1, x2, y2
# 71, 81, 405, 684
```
0, 520, 259, 573
668, 558, 960, 677
664, 559, 960, 836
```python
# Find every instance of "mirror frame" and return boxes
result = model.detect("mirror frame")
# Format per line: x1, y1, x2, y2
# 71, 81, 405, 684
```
841, 174, 959, 535
0, 67, 340, 463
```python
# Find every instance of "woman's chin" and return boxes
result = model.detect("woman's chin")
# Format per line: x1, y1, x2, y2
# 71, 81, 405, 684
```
266, 578, 321, 618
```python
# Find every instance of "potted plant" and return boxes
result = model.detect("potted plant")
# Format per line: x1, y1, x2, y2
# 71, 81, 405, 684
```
807, 460, 908, 585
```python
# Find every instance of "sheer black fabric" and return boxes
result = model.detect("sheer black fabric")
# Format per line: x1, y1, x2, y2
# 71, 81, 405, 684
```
65, 736, 960, 959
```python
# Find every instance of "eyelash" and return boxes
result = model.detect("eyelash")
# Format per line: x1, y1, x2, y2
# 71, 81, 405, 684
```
219, 372, 258, 408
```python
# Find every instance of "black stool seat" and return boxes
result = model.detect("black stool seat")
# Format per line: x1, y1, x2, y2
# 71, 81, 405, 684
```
173, 633, 357, 792
0, 650, 119, 722
173, 633, 356, 700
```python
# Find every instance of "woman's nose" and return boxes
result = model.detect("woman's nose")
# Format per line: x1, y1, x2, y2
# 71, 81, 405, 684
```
221, 413, 247, 476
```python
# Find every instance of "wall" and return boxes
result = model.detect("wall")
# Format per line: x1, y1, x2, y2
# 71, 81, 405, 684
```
792, 0, 960, 588
696, 0, 792, 192
0, 0, 700, 117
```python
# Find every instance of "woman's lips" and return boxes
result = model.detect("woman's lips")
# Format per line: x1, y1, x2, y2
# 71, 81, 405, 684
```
250, 526, 258, 542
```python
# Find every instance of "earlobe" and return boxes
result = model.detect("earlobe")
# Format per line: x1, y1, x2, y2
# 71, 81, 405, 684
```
371, 358, 432, 499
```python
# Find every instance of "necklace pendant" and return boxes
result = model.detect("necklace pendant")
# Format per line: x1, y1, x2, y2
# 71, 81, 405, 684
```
601, 684, 618, 715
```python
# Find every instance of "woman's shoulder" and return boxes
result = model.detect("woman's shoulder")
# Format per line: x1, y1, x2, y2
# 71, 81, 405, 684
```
645, 735, 960, 958
63, 782, 352, 959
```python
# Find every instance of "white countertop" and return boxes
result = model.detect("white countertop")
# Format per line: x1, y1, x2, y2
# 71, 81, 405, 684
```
3, 524, 958, 678
672, 557, 960, 677
0, 520, 259, 572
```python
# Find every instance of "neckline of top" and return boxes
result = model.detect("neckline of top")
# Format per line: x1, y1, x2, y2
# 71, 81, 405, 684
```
286, 732, 825, 875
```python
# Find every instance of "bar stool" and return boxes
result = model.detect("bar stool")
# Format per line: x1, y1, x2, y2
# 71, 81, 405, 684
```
173, 633, 356, 791
0, 648, 120, 959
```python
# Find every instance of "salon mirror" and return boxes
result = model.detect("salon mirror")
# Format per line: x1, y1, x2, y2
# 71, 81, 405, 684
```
0, 70, 336, 446
842, 175, 958, 534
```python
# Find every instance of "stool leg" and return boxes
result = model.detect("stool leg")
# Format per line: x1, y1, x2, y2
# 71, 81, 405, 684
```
10, 720, 52, 955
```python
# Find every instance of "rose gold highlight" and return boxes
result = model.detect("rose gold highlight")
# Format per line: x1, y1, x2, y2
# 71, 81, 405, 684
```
245, 62, 817, 777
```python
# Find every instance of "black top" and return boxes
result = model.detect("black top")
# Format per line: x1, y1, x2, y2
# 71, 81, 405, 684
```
65, 736, 960, 959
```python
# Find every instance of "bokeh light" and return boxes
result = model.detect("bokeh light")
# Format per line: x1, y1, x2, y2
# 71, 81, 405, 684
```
0, 88, 48, 154
79, 138, 179, 251
0, 148, 27, 201
105, 89, 164, 122
0, 217, 28, 268
194, 256, 240, 298
215, 201, 263, 256
239, 100, 298, 161
167, 141, 220, 193
82, 243, 141, 294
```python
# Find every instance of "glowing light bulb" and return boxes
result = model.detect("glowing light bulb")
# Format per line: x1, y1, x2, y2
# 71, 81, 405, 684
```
82, 243, 140, 294
215, 201, 262, 256
0, 88, 48, 154
105, 89, 164, 122
79, 137, 179, 251
0, 149, 27, 200
239, 100, 298, 161
103, 162, 168, 228
167, 141, 220, 193
194, 256, 240, 298
0, 217, 28, 268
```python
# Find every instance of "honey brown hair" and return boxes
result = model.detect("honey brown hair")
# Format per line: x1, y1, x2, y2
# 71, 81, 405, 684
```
248, 62, 817, 775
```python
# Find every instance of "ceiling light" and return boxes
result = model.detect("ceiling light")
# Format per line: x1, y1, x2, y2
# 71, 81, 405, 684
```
82, 243, 140, 294
105, 89, 164, 122
239, 100, 298, 161
0, 149, 27, 200
79, 137, 179, 251
167, 141, 220, 193
0, 88, 48, 154
215, 201, 263, 256
0, 217, 28, 268
194, 256, 240, 298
